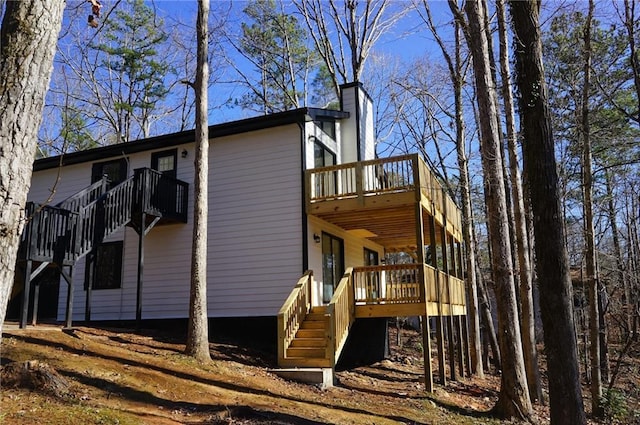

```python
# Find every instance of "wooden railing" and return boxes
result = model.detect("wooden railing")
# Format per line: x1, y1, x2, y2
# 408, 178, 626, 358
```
306, 154, 462, 235
19, 203, 78, 264
133, 168, 189, 222
76, 176, 135, 259
277, 271, 313, 363
308, 154, 415, 201
57, 177, 109, 212
353, 264, 425, 304
326, 268, 355, 364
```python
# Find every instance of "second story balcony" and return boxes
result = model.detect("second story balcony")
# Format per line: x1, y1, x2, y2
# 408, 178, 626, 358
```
305, 153, 462, 250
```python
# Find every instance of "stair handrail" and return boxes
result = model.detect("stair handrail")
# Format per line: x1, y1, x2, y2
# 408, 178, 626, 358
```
19, 202, 78, 264
326, 267, 355, 366
277, 270, 313, 363
74, 176, 134, 259
57, 175, 110, 212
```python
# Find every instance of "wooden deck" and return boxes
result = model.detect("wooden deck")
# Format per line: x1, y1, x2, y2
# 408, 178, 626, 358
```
278, 154, 469, 390
305, 154, 463, 249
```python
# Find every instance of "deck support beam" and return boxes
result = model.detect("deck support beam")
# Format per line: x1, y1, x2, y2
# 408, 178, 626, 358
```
442, 195, 457, 382
429, 211, 447, 385
20, 260, 33, 329
136, 212, 146, 331
456, 315, 465, 377
414, 166, 433, 392
61, 266, 74, 328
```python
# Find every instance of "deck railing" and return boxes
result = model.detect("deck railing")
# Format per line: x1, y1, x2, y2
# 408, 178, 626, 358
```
306, 154, 462, 235
353, 264, 437, 304
277, 271, 313, 363
326, 268, 355, 364
76, 176, 135, 259
57, 177, 109, 213
133, 168, 189, 222
20, 203, 78, 264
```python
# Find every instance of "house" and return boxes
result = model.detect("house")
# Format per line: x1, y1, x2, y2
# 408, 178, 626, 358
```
11, 83, 468, 389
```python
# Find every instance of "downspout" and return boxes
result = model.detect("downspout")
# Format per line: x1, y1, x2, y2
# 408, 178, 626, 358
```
298, 120, 309, 273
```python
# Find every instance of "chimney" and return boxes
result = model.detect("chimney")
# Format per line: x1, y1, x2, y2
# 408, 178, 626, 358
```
339, 82, 375, 163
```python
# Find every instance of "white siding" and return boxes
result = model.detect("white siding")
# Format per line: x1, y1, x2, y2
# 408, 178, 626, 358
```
340, 83, 376, 163
306, 216, 384, 306
208, 126, 303, 317
26, 146, 196, 322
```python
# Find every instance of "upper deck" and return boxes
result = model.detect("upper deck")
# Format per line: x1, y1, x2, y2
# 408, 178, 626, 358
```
305, 154, 463, 249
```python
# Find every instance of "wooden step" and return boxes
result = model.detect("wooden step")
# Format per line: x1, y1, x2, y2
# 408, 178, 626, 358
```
310, 306, 327, 314
304, 312, 327, 321
278, 357, 332, 368
290, 338, 326, 348
286, 347, 326, 358
300, 320, 325, 329
295, 328, 325, 339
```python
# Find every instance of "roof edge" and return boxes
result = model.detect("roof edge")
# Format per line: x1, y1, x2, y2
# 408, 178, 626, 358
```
34, 107, 349, 171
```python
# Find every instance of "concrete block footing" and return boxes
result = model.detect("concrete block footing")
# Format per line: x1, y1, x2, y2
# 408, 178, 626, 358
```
270, 367, 335, 389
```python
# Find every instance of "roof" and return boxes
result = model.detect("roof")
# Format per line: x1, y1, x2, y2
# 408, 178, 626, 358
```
34, 107, 349, 171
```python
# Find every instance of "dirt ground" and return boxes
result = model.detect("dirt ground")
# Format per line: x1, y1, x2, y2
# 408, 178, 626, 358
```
1, 323, 638, 425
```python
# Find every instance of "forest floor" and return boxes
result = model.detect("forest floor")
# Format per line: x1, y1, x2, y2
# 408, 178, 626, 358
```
1, 322, 638, 425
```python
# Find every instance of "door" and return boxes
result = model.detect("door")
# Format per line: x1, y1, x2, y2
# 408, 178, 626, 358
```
364, 248, 380, 299
322, 232, 344, 303
151, 149, 177, 214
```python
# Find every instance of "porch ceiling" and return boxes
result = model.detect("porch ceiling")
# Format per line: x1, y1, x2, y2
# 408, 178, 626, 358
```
311, 206, 440, 251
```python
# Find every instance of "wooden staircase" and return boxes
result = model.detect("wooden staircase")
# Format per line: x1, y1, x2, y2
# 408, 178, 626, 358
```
282, 306, 332, 367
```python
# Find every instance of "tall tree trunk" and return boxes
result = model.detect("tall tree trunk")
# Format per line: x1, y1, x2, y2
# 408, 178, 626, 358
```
496, 0, 541, 403
185, 0, 212, 362
509, 1, 586, 423
455, 0, 532, 418
0, 1, 65, 341
579, 0, 605, 414
606, 173, 632, 337
420, 0, 483, 378
476, 258, 501, 369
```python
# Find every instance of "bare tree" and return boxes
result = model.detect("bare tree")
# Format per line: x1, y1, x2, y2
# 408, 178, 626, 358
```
579, 0, 604, 415
185, 0, 212, 362
509, 0, 587, 423
0, 1, 66, 340
294, 0, 410, 97
451, 0, 532, 418
496, 0, 541, 403
416, 0, 483, 378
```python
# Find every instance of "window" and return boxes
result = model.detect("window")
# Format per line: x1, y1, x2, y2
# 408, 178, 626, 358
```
315, 120, 336, 139
151, 149, 177, 179
314, 140, 336, 168
91, 158, 127, 187
91, 241, 123, 290
364, 248, 379, 266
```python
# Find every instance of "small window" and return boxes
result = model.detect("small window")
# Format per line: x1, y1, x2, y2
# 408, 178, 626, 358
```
364, 248, 379, 266
314, 140, 336, 168
315, 120, 336, 139
91, 241, 123, 290
151, 149, 177, 179
91, 158, 127, 187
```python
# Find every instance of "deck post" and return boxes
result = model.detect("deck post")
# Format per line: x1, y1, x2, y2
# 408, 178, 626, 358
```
84, 251, 95, 321
136, 212, 146, 331
430, 211, 446, 385
62, 266, 74, 328
456, 315, 465, 377
414, 161, 433, 392
31, 281, 40, 326
20, 260, 33, 329
442, 225, 457, 381
459, 315, 471, 377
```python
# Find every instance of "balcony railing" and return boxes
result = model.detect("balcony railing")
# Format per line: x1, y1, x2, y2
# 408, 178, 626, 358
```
306, 154, 462, 233
133, 168, 189, 223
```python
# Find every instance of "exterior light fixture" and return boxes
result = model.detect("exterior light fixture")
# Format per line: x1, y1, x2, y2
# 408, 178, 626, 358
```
313, 233, 321, 243
181, 149, 188, 158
